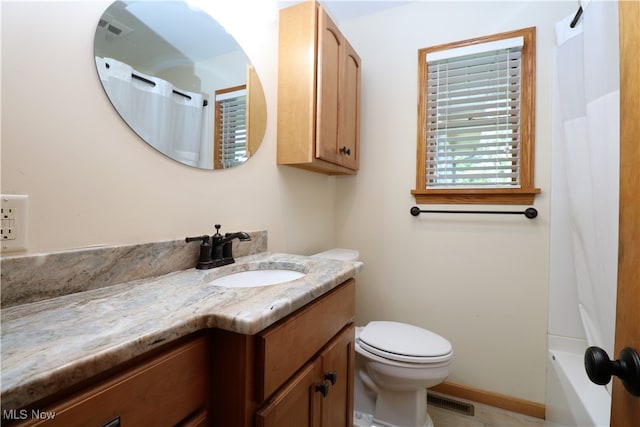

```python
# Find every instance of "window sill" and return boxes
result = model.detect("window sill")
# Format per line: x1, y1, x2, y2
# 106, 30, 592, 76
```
411, 188, 541, 205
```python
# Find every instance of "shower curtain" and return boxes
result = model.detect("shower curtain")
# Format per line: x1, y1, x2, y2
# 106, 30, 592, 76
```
96, 57, 210, 168
550, 0, 620, 391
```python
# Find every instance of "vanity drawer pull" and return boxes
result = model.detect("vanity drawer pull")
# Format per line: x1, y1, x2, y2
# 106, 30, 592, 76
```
102, 416, 121, 427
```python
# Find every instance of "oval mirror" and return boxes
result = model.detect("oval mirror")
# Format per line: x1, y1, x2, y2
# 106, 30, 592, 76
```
94, 1, 267, 170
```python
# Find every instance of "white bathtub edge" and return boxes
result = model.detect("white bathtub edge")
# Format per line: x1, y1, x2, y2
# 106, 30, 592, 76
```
546, 336, 611, 427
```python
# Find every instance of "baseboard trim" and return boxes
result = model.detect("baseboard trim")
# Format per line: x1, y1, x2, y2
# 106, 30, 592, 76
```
430, 381, 546, 420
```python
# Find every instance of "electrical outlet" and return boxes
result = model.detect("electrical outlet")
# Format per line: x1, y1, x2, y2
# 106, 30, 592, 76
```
1, 195, 28, 253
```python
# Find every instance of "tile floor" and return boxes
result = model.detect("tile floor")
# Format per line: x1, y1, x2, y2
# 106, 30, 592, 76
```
428, 392, 550, 427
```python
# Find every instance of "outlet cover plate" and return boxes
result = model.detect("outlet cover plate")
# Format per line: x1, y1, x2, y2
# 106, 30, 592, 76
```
1, 194, 28, 253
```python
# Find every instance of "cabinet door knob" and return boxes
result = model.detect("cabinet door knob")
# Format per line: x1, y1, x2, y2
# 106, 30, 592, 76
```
315, 382, 329, 397
340, 146, 351, 156
324, 371, 337, 385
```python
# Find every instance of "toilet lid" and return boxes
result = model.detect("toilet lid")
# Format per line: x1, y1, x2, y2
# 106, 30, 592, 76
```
359, 321, 452, 362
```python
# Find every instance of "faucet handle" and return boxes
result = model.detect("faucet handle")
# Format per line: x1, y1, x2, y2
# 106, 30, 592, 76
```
185, 234, 210, 244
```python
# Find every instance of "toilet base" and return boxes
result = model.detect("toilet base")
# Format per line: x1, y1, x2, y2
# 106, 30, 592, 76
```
374, 413, 433, 427
353, 411, 433, 427
354, 410, 374, 426
375, 387, 429, 427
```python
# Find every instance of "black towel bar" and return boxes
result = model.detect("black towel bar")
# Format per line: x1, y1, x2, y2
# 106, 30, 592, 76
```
410, 206, 538, 219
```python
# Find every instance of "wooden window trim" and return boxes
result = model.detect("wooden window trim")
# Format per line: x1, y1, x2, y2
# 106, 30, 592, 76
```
412, 27, 540, 205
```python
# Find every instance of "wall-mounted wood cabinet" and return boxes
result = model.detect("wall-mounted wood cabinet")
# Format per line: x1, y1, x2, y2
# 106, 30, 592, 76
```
277, 1, 361, 175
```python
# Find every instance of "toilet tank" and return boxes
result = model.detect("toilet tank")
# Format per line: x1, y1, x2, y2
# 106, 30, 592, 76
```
312, 248, 360, 261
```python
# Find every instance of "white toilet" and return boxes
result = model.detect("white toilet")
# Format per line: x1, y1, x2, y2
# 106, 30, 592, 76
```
312, 249, 453, 427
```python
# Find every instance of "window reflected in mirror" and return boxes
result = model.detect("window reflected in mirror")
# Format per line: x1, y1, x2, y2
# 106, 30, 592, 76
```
94, 1, 266, 170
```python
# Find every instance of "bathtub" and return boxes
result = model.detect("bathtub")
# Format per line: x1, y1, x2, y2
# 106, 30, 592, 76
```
545, 336, 611, 427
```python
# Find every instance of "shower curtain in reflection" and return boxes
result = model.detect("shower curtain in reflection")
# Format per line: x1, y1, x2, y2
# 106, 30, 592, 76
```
550, 0, 620, 389
96, 57, 210, 168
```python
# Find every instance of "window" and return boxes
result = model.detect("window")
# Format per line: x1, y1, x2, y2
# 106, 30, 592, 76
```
214, 85, 247, 169
413, 27, 540, 204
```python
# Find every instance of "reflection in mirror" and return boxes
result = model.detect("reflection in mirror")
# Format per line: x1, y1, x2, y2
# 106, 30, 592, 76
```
94, 1, 266, 170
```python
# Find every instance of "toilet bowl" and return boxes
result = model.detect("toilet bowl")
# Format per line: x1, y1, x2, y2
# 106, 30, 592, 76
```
356, 321, 452, 427
311, 249, 453, 427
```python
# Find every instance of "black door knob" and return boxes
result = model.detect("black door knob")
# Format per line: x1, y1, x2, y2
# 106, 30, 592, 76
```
584, 346, 640, 396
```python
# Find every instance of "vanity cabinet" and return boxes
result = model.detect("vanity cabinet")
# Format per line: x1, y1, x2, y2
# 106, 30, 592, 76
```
256, 324, 354, 427
277, 1, 361, 175
8, 280, 355, 427
16, 335, 209, 427
210, 279, 356, 427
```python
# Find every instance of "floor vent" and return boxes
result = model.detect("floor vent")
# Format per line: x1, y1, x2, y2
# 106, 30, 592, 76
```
427, 394, 475, 416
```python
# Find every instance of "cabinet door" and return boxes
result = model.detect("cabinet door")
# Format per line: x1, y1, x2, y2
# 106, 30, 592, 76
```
316, 7, 360, 171
320, 325, 355, 427
256, 362, 322, 427
316, 6, 343, 166
338, 41, 360, 171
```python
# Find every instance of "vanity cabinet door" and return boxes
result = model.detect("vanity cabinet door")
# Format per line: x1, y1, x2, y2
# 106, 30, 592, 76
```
320, 325, 355, 427
256, 361, 322, 427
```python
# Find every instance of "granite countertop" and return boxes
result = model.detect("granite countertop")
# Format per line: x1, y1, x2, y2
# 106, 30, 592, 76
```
0, 252, 362, 411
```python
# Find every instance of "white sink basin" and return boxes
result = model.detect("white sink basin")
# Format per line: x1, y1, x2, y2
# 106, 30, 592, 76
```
209, 269, 306, 288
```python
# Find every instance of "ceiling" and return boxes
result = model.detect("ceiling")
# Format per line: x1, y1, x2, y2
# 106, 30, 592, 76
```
278, 0, 411, 22
102, 1, 411, 66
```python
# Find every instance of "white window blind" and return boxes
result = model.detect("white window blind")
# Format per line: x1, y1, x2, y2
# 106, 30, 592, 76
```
216, 88, 247, 169
425, 37, 523, 188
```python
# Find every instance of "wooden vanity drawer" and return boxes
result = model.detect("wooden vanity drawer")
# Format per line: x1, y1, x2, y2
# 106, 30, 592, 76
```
256, 279, 355, 401
25, 336, 208, 427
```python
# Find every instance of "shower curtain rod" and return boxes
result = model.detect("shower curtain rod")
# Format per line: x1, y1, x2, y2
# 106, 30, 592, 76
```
410, 206, 538, 219
131, 73, 208, 107
570, 6, 583, 28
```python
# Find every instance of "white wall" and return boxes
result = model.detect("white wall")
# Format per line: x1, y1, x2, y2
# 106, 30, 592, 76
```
335, 1, 575, 404
1, 0, 577, 407
0, 1, 337, 256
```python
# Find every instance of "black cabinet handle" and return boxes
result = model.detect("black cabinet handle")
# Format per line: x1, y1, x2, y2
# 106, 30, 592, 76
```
324, 371, 337, 386
585, 346, 640, 396
315, 382, 329, 397
102, 416, 121, 427
339, 147, 351, 156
